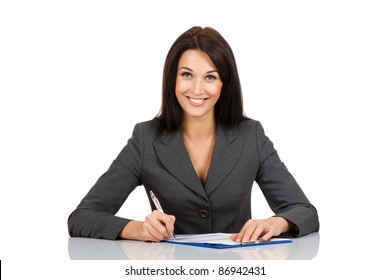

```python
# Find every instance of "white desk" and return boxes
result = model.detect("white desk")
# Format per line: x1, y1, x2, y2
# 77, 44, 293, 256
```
68, 232, 319, 260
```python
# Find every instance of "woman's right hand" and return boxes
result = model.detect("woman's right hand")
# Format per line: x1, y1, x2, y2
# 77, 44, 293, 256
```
119, 210, 176, 242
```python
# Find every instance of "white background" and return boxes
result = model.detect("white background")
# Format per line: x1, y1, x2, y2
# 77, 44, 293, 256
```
1, 0, 389, 279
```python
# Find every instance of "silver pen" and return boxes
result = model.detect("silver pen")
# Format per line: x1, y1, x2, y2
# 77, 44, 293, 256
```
149, 191, 175, 240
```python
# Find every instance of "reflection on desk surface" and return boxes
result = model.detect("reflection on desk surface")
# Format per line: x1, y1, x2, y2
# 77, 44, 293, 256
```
68, 232, 319, 260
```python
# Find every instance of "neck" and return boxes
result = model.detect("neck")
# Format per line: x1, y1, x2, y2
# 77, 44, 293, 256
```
181, 115, 216, 140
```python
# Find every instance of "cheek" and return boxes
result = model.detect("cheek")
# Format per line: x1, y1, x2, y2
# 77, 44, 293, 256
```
209, 83, 223, 98
175, 80, 188, 96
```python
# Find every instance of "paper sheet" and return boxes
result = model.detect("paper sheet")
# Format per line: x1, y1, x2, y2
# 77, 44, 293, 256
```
172, 233, 238, 245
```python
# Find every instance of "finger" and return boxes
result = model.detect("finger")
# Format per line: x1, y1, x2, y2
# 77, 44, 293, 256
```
260, 230, 274, 241
236, 219, 255, 242
230, 233, 239, 241
153, 211, 176, 238
167, 215, 176, 235
257, 218, 284, 241
250, 224, 269, 241
159, 214, 176, 236
143, 221, 167, 242
145, 212, 171, 240
242, 221, 265, 242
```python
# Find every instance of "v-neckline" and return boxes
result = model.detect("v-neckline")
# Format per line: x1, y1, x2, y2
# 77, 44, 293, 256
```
181, 130, 217, 186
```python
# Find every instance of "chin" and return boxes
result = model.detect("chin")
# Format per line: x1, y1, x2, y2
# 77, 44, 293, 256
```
183, 109, 215, 120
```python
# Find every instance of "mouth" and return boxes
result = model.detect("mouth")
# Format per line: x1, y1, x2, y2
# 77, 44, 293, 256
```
187, 96, 208, 106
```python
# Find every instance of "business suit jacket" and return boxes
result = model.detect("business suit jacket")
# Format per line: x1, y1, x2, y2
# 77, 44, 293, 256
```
68, 118, 319, 240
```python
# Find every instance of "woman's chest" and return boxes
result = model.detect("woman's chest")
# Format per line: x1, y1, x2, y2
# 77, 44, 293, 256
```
183, 138, 215, 185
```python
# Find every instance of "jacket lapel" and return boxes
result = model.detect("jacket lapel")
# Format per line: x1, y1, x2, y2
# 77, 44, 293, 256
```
153, 129, 208, 200
204, 125, 244, 195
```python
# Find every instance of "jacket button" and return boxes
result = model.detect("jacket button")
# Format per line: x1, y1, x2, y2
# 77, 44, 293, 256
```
199, 209, 209, 218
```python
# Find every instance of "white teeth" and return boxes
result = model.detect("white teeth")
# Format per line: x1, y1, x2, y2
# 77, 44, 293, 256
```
189, 97, 205, 104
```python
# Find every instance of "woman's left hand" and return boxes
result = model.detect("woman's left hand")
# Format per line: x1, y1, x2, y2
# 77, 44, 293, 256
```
230, 217, 290, 242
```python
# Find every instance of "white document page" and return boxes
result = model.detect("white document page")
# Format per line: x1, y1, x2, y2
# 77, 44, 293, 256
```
172, 233, 237, 245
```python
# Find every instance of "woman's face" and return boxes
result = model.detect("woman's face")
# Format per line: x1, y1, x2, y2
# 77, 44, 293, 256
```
175, 49, 223, 122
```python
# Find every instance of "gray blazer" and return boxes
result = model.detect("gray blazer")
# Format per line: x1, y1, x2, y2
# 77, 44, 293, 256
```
68, 118, 319, 240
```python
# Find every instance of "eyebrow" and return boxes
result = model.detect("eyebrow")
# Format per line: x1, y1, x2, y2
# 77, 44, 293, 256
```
178, 66, 219, 74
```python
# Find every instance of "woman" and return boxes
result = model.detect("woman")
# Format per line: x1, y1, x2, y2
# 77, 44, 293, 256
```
68, 26, 319, 242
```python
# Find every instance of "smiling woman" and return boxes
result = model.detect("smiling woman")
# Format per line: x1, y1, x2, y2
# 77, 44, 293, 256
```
68, 26, 319, 243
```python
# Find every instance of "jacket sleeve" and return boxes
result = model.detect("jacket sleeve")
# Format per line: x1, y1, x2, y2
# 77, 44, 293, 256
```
254, 121, 319, 237
68, 123, 144, 240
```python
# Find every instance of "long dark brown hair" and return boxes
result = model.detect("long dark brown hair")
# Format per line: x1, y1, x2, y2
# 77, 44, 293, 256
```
158, 26, 247, 131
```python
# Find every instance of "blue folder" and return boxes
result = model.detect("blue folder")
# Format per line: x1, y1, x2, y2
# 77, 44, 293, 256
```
164, 238, 292, 249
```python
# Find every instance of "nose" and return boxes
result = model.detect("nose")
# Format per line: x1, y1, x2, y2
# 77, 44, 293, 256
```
191, 78, 204, 96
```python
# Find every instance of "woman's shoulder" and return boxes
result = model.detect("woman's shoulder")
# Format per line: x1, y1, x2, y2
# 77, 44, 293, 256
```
226, 118, 269, 143
234, 118, 263, 133
134, 118, 163, 133
135, 118, 162, 129
133, 118, 163, 135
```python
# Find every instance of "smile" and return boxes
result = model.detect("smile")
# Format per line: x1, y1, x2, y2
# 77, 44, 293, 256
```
187, 97, 207, 106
